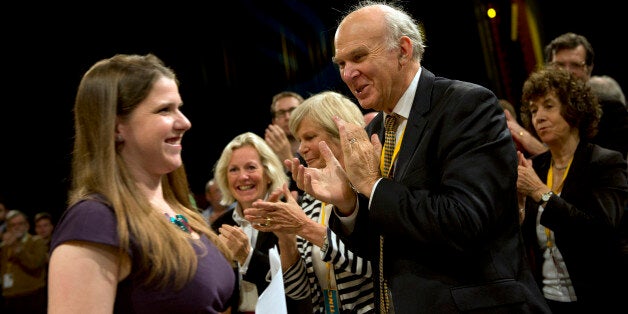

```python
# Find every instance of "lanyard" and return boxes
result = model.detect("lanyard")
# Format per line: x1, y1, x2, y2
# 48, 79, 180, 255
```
379, 127, 406, 175
544, 157, 573, 247
320, 202, 333, 289
320, 202, 341, 313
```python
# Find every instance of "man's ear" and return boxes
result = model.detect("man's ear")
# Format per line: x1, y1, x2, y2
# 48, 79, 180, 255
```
398, 36, 413, 64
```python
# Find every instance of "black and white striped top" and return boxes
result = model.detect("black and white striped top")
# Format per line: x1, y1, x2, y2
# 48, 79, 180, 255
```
283, 193, 375, 314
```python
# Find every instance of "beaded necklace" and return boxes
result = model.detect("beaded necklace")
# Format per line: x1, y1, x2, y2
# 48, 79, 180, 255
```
164, 212, 192, 233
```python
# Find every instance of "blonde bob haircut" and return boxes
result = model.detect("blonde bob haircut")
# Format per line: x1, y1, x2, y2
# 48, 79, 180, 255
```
289, 91, 365, 140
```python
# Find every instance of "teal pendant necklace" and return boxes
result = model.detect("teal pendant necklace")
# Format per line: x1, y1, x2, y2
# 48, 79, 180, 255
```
164, 213, 192, 233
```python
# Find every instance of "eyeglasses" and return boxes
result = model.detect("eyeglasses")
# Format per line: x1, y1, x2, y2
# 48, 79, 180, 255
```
273, 107, 296, 118
549, 61, 587, 71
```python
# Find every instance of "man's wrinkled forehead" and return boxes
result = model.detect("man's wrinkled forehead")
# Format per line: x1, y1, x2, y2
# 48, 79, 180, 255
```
333, 13, 386, 61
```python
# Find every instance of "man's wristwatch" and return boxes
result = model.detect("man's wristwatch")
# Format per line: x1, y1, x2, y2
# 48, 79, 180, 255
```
541, 191, 554, 203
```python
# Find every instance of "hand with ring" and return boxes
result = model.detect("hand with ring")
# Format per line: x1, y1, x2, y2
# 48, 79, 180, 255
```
260, 216, 272, 227
245, 183, 308, 234
334, 116, 382, 200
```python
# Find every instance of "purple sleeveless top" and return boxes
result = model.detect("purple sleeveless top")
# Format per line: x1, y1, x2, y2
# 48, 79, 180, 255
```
50, 198, 236, 313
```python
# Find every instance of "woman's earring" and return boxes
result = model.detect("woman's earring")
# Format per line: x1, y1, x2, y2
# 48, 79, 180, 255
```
115, 134, 124, 143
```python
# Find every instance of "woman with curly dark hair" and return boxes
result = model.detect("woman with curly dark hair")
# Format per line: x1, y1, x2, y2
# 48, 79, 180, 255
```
517, 67, 628, 313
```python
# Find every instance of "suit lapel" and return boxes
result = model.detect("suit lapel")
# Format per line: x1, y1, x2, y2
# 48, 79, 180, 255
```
559, 142, 588, 198
394, 69, 434, 180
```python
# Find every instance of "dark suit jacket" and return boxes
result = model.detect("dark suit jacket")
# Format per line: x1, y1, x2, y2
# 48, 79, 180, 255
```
522, 141, 628, 312
330, 68, 550, 313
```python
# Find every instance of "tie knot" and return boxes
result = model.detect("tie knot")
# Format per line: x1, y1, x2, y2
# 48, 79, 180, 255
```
385, 114, 398, 131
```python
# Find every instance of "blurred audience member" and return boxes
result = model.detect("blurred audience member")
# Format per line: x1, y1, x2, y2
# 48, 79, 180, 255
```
33, 212, 54, 245
589, 75, 626, 107
584, 76, 628, 156
203, 178, 232, 224
265, 91, 304, 164
34, 211, 55, 310
544, 32, 593, 80
265, 91, 306, 200
1, 210, 48, 314
517, 67, 628, 313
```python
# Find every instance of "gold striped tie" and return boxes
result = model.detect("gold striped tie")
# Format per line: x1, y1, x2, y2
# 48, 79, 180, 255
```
382, 114, 398, 178
380, 113, 398, 313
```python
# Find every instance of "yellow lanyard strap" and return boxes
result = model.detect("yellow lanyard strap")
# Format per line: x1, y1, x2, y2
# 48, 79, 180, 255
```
379, 128, 406, 175
544, 157, 573, 247
321, 203, 333, 289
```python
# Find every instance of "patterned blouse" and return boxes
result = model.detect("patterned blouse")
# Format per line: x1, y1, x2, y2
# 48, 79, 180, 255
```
283, 193, 375, 314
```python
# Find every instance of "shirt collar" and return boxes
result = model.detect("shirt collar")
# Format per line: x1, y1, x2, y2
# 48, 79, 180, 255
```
390, 67, 421, 120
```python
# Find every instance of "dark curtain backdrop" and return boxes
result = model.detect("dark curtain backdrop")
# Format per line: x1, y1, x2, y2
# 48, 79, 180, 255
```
2, 0, 624, 221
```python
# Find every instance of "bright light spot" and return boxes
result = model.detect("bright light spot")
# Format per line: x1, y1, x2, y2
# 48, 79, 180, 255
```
487, 8, 497, 19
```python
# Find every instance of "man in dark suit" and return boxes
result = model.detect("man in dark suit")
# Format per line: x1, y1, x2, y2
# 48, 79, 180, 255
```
289, 2, 551, 313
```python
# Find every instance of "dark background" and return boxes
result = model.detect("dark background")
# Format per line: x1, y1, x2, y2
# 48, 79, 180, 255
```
2, 0, 625, 222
